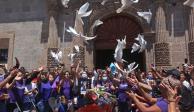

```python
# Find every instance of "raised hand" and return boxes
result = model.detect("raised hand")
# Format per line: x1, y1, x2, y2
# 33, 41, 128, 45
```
10, 69, 18, 77
127, 75, 139, 86
126, 91, 136, 99
38, 66, 44, 72
14, 72, 23, 81
161, 82, 178, 102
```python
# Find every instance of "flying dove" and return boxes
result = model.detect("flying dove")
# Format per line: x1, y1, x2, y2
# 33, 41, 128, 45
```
114, 62, 124, 72
114, 62, 138, 75
101, 0, 109, 5
131, 43, 140, 53
50, 51, 63, 63
114, 36, 127, 63
137, 9, 152, 23
66, 26, 96, 44
183, 0, 194, 8
68, 53, 76, 66
135, 34, 147, 53
91, 19, 103, 30
74, 45, 80, 53
116, 0, 139, 13
127, 62, 139, 73
76, 2, 92, 25
61, 0, 70, 8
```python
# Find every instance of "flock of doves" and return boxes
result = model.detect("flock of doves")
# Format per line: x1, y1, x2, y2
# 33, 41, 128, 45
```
50, 0, 194, 72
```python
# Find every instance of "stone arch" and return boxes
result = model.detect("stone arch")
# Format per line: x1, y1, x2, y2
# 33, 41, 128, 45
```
90, 12, 147, 70
89, 10, 151, 36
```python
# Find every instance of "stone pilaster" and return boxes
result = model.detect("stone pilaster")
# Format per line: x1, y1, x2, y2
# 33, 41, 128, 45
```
155, 4, 168, 42
188, 9, 194, 64
48, 16, 59, 48
189, 9, 194, 41
154, 2, 171, 67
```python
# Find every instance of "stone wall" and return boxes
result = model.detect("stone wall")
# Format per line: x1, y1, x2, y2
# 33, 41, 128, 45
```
0, 0, 47, 70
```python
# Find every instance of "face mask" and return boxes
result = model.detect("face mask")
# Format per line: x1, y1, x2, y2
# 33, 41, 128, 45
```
82, 73, 87, 78
102, 76, 108, 81
147, 74, 153, 80
41, 78, 48, 83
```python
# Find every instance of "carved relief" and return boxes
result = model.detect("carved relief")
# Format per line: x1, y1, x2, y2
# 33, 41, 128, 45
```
189, 41, 194, 64
73, 46, 85, 67
155, 43, 170, 66
47, 48, 59, 69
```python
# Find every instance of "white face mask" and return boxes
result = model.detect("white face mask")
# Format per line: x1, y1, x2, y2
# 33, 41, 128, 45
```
102, 76, 108, 81
82, 72, 87, 78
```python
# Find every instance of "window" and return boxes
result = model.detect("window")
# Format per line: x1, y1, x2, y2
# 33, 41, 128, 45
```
0, 49, 8, 63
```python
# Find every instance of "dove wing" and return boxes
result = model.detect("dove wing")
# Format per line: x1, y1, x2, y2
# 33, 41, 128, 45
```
51, 51, 57, 58
132, 0, 139, 3
80, 10, 92, 17
128, 62, 135, 71
81, 35, 97, 41
67, 27, 80, 37
137, 11, 144, 17
139, 40, 147, 53
61, 0, 70, 7
101, 0, 108, 5
184, 0, 194, 7
131, 43, 140, 53
78, 2, 89, 15
57, 51, 62, 60
74, 45, 80, 53
129, 63, 139, 73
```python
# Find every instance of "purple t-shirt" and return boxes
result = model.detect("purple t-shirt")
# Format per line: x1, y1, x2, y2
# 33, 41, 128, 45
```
156, 97, 168, 112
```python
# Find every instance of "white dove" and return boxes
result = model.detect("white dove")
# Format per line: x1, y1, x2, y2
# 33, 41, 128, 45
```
127, 62, 139, 73
135, 34, 147, 53
66, 26, 96, 44
74, 45, 80, 53
77, 2, 92, 25
50, 51, 62, 63
101, 0, 109, 5
61, 0, 70, 8
131, 43, 140, 53
114, 37, 127, 63
183, 0, 194, 8
116, 0, 139, 13
91, 19, 103, 30
114, 62, 138, 75
137, 9, 152, 23
68, 53, 76, 66
114, 62, 124, 72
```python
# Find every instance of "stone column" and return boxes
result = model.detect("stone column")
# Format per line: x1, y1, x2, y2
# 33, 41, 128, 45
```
154, 2, 171, 67
188, 9, 194, 64
47, 3, 59, 48
155, 4, 168, 42
46, 0, 60, 68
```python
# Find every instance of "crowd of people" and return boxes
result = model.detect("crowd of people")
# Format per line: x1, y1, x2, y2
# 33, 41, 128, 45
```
0, 58, 194, 112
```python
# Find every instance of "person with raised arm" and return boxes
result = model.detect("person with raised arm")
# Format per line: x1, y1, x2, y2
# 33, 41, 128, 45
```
0, 68, 18, 112
126, 70, 181, 112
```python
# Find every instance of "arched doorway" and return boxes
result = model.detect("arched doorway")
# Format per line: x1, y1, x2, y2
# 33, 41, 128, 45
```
94, 13, 145, 70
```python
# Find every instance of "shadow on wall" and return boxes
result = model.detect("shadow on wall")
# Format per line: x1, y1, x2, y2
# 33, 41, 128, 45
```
152, 1, 191, 38
41, 0, 84, 43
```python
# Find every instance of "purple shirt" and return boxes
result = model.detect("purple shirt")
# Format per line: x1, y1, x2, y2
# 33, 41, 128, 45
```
156, 97, 168, 112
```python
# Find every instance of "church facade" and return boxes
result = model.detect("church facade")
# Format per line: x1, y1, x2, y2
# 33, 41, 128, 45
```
0, 0, 193, 71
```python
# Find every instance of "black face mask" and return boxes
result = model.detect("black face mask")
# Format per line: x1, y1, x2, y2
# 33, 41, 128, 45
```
41, 78, 48, 83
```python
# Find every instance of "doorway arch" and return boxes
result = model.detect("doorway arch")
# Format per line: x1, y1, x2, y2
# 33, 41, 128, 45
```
94, 13, 145, 70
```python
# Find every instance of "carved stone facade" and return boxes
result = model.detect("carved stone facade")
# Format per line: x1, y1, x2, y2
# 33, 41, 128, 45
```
154, 43, 170, 66
189, 41, 194, 65
0, 0, 193, 71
